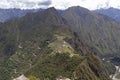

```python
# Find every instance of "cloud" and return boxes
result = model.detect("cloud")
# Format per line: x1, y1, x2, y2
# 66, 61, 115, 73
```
49, 0, 120, 10
0, 0, 52, 9
50, 0, 104, 10
39, 0, 51, 6
0, 0, 119, 10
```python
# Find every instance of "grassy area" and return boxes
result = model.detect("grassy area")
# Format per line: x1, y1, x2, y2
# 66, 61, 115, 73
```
116, 73, 120, 79
48, 35, 79, 57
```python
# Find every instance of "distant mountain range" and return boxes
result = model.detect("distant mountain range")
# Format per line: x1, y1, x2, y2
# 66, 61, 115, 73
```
1, 7, 120, 23
0, 8, 43, 22
95, 7, 120, 22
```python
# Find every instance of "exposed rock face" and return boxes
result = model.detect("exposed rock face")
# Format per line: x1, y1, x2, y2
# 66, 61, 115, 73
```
56, 76, 71, 80
13, 74, 28, 80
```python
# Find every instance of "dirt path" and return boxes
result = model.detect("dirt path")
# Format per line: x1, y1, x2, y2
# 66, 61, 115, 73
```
112, 66, 120, 80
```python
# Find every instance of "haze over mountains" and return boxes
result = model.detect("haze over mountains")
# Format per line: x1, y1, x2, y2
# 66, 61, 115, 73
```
0, 8, 43, 22
95, 7, 120, 22
0, 5, 120, 80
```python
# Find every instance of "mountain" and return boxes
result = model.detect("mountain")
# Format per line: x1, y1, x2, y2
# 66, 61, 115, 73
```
0, 8, 43, 22
62, 7, 120, 78
95, 7, 120, 22
62, 6, 120, 57
0, 7, 110, 80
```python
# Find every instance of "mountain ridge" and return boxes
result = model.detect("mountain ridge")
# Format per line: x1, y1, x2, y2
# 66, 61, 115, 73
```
0, 7, 111, 80
62, 6, 120, 56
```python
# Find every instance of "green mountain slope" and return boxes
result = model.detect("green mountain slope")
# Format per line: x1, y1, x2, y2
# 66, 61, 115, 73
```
0, 7, 110, 80
62, 6, 120, 56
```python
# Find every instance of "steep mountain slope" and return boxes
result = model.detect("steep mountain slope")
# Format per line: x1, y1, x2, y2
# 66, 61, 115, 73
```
95, 7, 120, 22
0, 7, 110, 80
62, 6, 120, 56
0, 8, 42, 22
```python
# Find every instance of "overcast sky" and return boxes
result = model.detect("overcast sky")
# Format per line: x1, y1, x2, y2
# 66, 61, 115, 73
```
0, 0, 120, 10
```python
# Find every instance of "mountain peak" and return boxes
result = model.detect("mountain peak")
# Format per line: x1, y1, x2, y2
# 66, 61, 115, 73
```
44, 7, 58, 15
66, 6, 90, 14
21, 7, 64, 26
42, 7, 65, 25
46, 7, 56, 11
68, 6, 89, 10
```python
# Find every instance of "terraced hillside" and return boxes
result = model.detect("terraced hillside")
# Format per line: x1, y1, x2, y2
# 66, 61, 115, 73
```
0, 7, 110, 80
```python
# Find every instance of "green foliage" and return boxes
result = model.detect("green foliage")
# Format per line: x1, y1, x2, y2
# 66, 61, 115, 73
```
28, 76, 37, 80
25, 51, 110, 80
62, 6, 120, 56
104, 61, 116, 75
116, 73, 120, 79
86, 54, 110, 80
73, 60, 100, 80
0, 7, 111, 80
25, 53, 83, 80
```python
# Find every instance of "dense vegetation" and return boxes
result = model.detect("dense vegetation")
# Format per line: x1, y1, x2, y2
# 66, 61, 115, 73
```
0, 7, 116, 80
62, 6, 120, 56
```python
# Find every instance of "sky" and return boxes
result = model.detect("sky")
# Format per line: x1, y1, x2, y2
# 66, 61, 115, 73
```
0, 0, 120, 10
